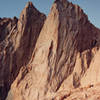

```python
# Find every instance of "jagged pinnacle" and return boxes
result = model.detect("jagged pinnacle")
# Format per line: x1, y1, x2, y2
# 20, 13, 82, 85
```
25, 1, 34, 8
55, 0, 68, 3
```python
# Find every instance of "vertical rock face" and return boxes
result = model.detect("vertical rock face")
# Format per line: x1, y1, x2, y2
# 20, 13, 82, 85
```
0, 17, 18, 100
0, 0, 100, 100
6, 0, 100, 100
0, 2, 46, 100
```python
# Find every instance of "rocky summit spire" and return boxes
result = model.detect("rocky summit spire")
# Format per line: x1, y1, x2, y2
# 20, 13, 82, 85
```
25, 1, 33, 8
19, 1, 40, 25
54, 0, 69, 4
0, 1, 46, 100
55, 0, 68, 2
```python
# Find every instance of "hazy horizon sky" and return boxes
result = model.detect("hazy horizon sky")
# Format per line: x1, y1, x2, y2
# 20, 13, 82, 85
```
0, 0, 100, 28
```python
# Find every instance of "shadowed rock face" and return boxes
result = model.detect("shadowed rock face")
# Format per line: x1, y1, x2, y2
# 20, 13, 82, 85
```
0, 2, 46, 100
5, 0, 100, 100
0, 0, 100, 100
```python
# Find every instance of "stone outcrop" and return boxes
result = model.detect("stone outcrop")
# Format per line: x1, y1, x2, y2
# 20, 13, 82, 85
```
0, 2, 46, 100
53, 83, 100, 100
6, 0, 100, 100
0, 0, 100, 100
